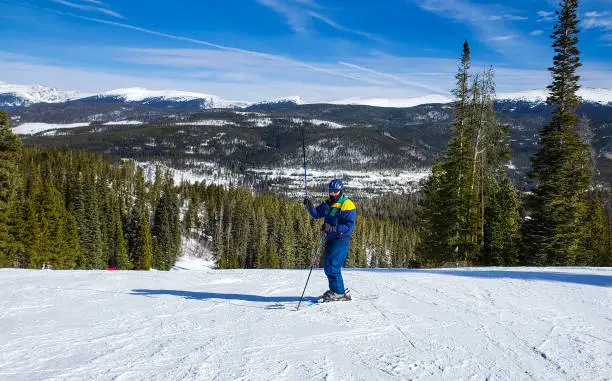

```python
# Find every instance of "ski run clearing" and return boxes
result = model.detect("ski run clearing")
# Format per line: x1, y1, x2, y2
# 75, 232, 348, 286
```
0, 266, 610, 381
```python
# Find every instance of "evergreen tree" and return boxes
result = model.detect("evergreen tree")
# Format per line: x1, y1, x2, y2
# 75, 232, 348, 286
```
115, 210, 132, 270
133, 213, 153, 270
483, 178, 520, 265
522, 0, 591, 265
0, 110, 23, 266
582, 194, 610, 266
79, 174, 104, 269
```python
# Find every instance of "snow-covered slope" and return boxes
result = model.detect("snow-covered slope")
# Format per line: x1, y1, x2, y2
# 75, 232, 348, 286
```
11, 122, 91, 135
0, 81, 88, 107
250, 95, 304, 106
325, 94, 453, 108
0, 82, 303, 110
1, 267, 610, 380
497, 87, 612, 105
81, 87, 251, 109
325, 88, 612, 108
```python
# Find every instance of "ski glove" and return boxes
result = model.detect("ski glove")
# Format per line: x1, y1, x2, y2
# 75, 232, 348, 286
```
322, 222, 336, 233
303, 198, 314, 210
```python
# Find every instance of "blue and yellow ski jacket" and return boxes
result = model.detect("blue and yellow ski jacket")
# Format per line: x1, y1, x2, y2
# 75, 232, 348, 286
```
307, 195, 356, 240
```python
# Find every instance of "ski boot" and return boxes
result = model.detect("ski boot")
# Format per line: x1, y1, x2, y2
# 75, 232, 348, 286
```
322, 288, 352, 302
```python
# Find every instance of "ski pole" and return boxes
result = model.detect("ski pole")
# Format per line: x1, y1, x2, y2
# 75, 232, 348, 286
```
301, 126, 308, 199
297, 232, 325, 311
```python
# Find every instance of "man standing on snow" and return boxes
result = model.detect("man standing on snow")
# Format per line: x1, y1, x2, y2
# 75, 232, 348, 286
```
303, 179, 356, 302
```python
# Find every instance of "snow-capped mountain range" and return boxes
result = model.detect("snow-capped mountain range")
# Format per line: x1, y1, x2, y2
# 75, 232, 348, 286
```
1, 81, 612, 109
81, 87, 252, 109
0, 82, 304, 109
0, 81, 90, 107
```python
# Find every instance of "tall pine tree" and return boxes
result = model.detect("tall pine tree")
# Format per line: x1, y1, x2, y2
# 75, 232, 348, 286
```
0, 110, 23, 267
522, 0, 591, 266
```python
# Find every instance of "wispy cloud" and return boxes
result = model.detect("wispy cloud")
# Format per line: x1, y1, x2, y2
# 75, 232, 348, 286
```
52, 0, 124, 19
585, 11, 610, 18
307, 11, 388, 43
536, 10, 555, 22
256, 0, 309, 33
537, 11, 554, 17
530, 30, 544, 36
48, 10, 399, 88
488, 14, 527, 21
409, 0, 545, 62
602, 34, 612, 41
338, 61, 448, 94
583, 15, 612, 30
256, 0, 385, 42
489, 35, 514, 41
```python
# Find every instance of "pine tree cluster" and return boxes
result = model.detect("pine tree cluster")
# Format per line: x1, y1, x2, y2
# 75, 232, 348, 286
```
417, 42, 521, 266
180, 183, 419, 269
0, 119, 182, 270
417, 0, 611, 267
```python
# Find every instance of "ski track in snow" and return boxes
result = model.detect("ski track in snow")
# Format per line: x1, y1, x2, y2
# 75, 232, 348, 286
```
0, 267, 610, 380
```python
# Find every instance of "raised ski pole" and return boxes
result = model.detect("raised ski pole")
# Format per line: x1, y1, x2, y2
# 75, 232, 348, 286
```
297, 232, 325, 311
301, 126, 308, 199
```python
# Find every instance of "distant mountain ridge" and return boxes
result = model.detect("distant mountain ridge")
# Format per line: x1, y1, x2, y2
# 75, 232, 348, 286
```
3, 81, 611, 110
0, 82, 303, 110
0, 81, 90, 107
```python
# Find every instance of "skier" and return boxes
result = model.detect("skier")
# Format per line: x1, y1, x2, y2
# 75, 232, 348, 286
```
303, 179, 356, 302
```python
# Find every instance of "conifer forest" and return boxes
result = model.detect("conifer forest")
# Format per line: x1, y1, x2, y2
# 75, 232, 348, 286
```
0, 0, 610, 270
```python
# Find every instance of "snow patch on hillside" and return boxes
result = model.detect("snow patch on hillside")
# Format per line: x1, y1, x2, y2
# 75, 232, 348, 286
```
326, 94, 453, 108
176, 120, 238, 126
247, 118, 273, 127
309, 119, 346, 128
11, 122, 90, 135
103, 120, 143, 125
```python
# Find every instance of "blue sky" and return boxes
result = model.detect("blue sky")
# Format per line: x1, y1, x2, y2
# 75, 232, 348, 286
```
1, 0, 611, 102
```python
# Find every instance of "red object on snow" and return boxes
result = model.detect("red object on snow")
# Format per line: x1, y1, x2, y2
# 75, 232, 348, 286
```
106, 267, 118, 271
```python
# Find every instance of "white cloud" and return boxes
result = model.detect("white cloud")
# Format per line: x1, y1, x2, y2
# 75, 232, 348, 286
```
256, 0, 385, 42
11, 51, 612, 102
50, 11, 396, 87
489, 14, 528, 21
409, 0, 545, 62
504, 14, 528, 21
307, 11, 388, 43
489, 35, 514, 41
537, 11, 554, 17
115, 48, 394, 87
338, 61, 447, 94
601, 34, 612, 41
530, 30, 544, 36
585, 11, 610, 18
52, 0, 124, 19
536, 10, 555, 22
583, 16, 612, 30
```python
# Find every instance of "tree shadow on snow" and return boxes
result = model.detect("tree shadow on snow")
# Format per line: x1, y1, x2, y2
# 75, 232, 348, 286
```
347, 268, 612, 287
131, 289, 313, 303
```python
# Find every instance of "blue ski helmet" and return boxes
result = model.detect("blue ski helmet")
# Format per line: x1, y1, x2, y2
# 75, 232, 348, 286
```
328, 179, 343, 192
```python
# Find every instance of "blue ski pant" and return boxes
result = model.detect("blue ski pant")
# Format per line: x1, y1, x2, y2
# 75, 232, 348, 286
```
323, 238, 350, 294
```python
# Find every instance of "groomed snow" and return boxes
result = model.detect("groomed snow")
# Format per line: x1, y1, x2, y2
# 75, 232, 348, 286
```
11, 122, 90, 135
1, 267, 610, 380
